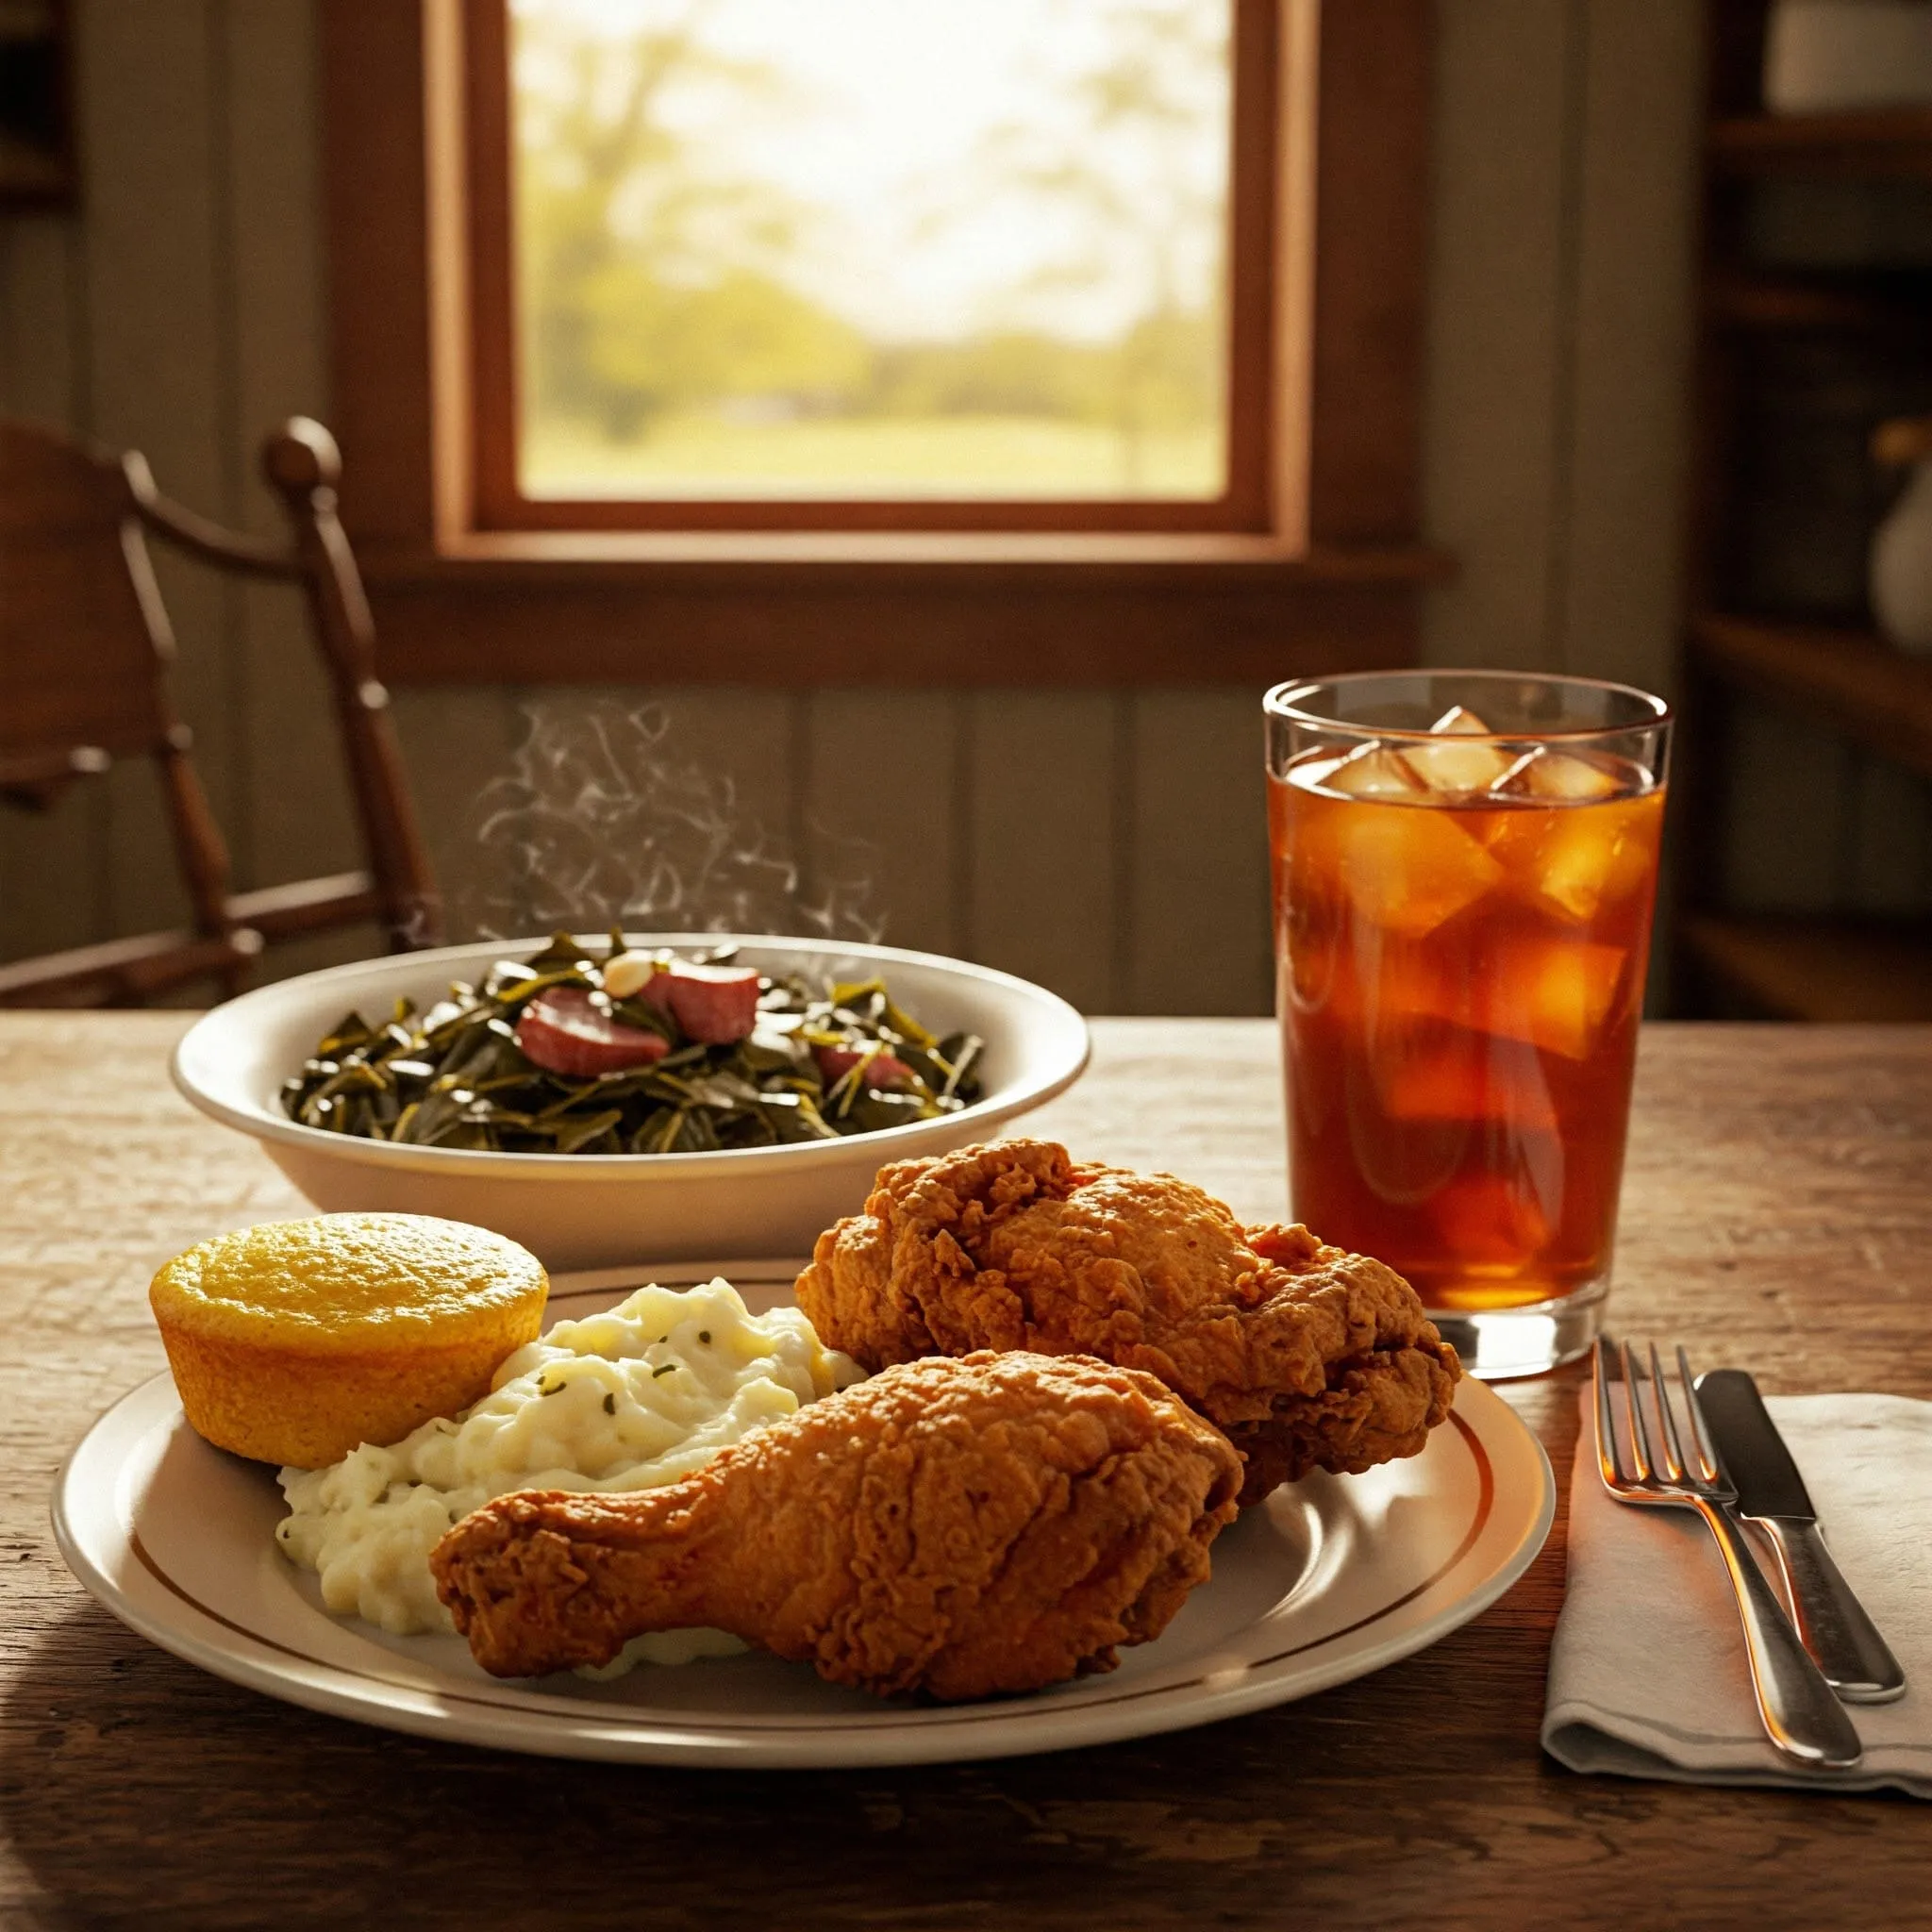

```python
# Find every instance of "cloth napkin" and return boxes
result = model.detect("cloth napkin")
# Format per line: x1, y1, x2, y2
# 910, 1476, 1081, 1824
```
1543, 1386, 1932, 1795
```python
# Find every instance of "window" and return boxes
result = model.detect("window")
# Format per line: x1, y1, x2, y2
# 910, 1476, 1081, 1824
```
321, 0, 1438, 683
473, 0, 1270, 530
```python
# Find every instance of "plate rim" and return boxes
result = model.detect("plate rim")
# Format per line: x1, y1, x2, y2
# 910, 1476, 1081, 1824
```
51, 1266, 1555, 1769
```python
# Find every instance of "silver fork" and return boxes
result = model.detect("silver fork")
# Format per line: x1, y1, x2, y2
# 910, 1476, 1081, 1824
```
1591, 1337, 1862, 1771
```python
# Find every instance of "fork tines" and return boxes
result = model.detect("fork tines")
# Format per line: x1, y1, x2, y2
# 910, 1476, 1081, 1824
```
1591, 1337, 1731, 1499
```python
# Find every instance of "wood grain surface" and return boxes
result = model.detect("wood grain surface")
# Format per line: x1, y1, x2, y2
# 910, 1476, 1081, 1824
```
1, 1016, 1928, 1930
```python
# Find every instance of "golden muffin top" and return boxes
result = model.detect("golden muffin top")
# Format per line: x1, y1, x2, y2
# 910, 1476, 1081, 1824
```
149, 1214, 548, 1352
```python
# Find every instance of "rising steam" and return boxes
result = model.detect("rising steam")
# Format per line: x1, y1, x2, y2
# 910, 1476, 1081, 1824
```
466, 700, 883, 942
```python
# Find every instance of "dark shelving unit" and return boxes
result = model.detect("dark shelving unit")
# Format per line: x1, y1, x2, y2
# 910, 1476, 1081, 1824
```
1679, 5, 1932, 1021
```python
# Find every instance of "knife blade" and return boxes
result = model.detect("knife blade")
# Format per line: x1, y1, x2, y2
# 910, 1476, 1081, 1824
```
1695, 1368, 1906, 1705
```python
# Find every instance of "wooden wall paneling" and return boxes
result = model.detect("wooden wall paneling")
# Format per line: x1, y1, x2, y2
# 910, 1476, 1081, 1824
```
481, 687, 803, 939
0, 215, 108, 965
0, 218, 82, 426
318, 0, 437, 541
2, 0, 1751, 1005
642, 688, 803, 935
71, 0, 235, 952
219, 0, 375, 980
1302, 0, 1431, 541
1845, 758, 1932, 911
1555, 0, 1703, 699
390, 687, 522, 940
1121, 688, 1272, 1015
628, 688, 801, 879
1419, 0, 1576, 673
799, 691, 962, 957
1721, 700, 1855, 908
964, 691, 1118, 1012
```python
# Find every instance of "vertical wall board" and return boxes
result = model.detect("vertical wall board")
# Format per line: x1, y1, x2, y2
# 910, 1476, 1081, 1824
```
800, 691, 960, 956
222, 0, 327, 516
965, 691, 1117, 1012
640, 687, 800, 872
1419, 0, 1576, 674
391, 688, 522, 940
0, 218, 80, 424
644, 688, 801, 931
0, 218, 109, 962
1122, 690, 1272, 1016
1722, 701, 1854, 910
1556, 0, 1703, 699
223, 0, 354, 899
0, 790, 105, 965
1845, 758, 1932, 913
73, 0, 234, 938
233, 575, 356, 899
480, 686, 801, 937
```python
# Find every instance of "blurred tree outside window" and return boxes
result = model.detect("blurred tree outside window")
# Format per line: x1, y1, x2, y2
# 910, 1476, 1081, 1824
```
509, 0, 1233, 501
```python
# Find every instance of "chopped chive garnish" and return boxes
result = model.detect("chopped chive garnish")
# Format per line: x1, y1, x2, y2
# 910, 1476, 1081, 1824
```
652, 1362, 676, 1378
603, 1392, 616, 1415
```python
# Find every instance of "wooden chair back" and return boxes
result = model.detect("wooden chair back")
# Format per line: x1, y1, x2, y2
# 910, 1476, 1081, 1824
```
0, 416, 442, 1005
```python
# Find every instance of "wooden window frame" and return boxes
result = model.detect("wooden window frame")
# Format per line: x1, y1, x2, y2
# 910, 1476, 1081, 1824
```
464, 0, 1275, 536
321, 0, 1445, 685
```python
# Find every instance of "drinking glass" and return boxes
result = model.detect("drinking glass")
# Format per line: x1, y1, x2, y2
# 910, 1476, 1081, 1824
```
1263, 671, 1671, 1378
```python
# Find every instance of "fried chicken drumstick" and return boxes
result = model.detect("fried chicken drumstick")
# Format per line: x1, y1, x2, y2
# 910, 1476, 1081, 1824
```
795, 1140, 1460, 1507
431, 1350, 1241, 1698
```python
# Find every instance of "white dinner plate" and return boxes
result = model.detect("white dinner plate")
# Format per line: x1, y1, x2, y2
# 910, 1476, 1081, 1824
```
53, 1260, 1555, 1769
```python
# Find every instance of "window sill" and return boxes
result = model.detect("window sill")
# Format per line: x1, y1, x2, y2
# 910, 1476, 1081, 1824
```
367, 531, 1453, 586
359, 534, 1449, 687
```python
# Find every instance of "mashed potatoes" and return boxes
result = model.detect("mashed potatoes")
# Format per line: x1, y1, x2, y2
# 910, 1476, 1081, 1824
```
276, 1277, 860, 1671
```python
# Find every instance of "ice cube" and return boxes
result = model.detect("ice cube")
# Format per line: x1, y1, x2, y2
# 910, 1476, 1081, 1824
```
1518, 803, 1659, 923
1495, 747, 1621, 801
1428, 1173, 1554, 1269
1322, 742, 1425, 798
1339, 805, 1505, 937
1484, 939, 1630, 1059
1401, 707, 1513, 794
1404, 738, 1515, 794
1383, 1041, 1560, 1132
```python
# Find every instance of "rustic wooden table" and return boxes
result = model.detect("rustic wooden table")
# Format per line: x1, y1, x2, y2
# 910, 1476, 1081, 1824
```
2, 1015, 1928, 1929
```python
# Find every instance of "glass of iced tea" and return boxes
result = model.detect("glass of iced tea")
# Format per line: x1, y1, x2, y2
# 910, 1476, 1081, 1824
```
1264, 672, 1670, 1378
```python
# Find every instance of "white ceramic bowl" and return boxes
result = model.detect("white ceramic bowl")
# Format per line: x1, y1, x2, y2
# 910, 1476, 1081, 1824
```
173, 933, 1090, 1271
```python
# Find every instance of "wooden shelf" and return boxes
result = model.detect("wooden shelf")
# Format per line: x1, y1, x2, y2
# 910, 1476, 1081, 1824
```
1690, 614, 1932, 781
1705, 270, 1932, 333
1684, 914, 1932, 1021
1710, 107, 1932, 176
1681, 19, 1932, 1024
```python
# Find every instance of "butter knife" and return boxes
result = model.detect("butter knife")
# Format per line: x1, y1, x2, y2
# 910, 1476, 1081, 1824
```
1695, 1369, 1906, 1705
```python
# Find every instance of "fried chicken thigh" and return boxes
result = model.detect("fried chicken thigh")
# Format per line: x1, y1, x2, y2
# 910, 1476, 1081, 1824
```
795, 1140, 1460, 1507
431, 1350, 1241, 1698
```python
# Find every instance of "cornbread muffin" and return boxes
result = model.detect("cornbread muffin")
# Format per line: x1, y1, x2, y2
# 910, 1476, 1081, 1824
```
150, 1214, 548, 1468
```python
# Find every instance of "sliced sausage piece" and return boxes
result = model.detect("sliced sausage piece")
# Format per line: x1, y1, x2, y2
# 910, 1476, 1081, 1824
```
514, 988, 669, 1078
638, 962, 762, 1045
814, 1044, 918, 1091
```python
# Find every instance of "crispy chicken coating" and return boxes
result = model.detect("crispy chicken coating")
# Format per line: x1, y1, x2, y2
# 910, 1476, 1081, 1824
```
431, 1350, 1241, 1698
795, 1140, 1460, 1507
